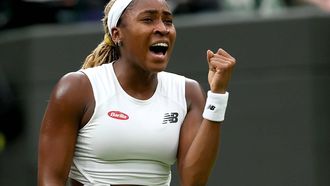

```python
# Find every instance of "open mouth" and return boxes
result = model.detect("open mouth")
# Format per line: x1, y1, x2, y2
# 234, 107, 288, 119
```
149, 43, 169, 55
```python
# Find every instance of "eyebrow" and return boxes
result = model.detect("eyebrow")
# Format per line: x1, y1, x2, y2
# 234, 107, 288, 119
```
140, 9, 173, 16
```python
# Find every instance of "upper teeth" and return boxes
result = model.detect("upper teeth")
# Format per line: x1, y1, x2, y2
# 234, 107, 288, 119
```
152, 43, 168, 47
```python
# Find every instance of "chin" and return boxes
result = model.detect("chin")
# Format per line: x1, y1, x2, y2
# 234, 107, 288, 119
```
149, 60, 169, 73
153, 63, 168, 72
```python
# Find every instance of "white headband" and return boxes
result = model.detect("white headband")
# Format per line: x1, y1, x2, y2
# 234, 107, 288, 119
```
107, 0, 133, 36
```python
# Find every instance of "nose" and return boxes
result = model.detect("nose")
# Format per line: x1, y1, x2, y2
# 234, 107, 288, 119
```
154, 21, 169, 35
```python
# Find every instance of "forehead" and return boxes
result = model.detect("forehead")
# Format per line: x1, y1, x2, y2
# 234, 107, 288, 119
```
127, 0, 170, 15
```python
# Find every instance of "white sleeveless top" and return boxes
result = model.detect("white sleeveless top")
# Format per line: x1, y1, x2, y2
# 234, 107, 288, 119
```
69, 63, 187, 185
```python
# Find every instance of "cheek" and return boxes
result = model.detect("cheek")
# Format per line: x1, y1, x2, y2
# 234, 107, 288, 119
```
125, 33, 145, 49
169, 29, 176, 49
170, 28, 177, 42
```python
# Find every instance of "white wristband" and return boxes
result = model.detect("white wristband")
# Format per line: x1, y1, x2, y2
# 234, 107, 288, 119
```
202, 91, 229, 122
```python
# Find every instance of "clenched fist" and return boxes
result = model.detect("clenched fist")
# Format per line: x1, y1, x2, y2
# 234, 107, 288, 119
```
207, 48, 236, 94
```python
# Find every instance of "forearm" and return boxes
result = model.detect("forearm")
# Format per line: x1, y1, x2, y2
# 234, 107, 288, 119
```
179, 120, 222, 186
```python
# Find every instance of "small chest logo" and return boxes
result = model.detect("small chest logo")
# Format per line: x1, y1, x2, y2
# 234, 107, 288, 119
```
162, 112, 179, 124
108, 111, 129, 120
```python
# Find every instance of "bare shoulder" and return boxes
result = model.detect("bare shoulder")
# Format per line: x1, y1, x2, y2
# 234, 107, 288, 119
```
51, 71, 91, 102
185, 78, 203, 92
44, 71, 94, 128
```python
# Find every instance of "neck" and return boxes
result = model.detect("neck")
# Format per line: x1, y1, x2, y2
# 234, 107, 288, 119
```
113, 60, 158, 100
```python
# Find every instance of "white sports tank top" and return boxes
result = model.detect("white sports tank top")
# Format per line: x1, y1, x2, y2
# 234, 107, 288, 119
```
69, 63, 187, 185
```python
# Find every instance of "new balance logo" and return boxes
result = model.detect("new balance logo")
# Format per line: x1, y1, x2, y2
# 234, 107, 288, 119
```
207, 105, 216, 111
162, 112, 179, 124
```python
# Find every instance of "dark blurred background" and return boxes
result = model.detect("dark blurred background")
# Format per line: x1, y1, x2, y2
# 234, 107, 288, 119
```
0, 0, 329, 185
1, 0, 329, 30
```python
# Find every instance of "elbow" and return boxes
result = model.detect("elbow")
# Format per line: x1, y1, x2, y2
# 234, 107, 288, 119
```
181, 177, 209, 186
179, 166, 210, 186
38, 172, 68, 186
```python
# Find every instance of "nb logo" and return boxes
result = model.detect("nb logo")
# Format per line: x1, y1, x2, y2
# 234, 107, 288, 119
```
162, 112, 179, 124
207, 105, 216, 111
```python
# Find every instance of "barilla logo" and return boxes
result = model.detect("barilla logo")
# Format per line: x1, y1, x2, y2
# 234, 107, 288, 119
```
108, 111, 129, 120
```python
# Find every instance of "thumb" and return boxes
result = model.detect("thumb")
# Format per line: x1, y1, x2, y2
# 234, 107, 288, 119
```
207, 50, 214, 63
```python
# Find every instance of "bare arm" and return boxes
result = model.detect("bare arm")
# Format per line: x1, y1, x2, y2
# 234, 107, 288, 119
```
38, 72, 93, 186
178, 48, 236, 186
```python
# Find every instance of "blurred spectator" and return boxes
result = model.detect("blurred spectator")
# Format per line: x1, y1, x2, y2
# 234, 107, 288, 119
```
283, 0, 306, 5
221, 0, 257, 11
58, 0, 108, 22
284, 0, 330, 11
221, 0, 330, 12
1, 0, 328, 31
168, 0, 221, 14
1, 0, 76, 29
258, 0, 286, 15
0, 0, 110, 30
221, 0, 287, 12
302, 0, 330, 11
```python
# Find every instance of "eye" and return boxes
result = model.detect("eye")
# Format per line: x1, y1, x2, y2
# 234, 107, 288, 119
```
163, 18, 173, 25
142, 17, 153, 23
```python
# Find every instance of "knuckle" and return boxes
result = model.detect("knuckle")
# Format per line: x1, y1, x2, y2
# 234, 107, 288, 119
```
225, 63, 232, 69
231, 57, 236, 64
221, 62, 230, 69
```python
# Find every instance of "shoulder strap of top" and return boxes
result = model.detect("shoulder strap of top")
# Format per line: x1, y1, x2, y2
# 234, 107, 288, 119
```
79, 63, 116, 105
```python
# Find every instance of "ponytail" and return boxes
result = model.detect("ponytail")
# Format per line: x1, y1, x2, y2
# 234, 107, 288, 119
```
81, 0, 120, 69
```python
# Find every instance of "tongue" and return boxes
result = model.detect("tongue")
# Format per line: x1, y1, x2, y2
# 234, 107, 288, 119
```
152, 51, 164, 55
150, 49, 164, 55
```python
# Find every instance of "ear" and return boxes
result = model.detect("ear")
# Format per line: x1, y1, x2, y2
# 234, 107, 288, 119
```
111, 27, 121, 44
